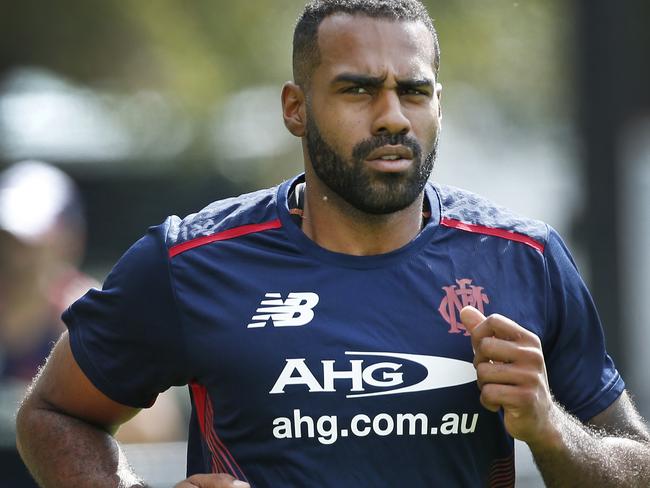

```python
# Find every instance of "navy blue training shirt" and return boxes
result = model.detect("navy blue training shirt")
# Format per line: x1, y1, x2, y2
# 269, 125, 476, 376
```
64, 174, 624, 487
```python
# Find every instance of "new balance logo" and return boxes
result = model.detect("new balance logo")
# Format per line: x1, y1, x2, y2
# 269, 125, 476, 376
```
247, 292, 319, 328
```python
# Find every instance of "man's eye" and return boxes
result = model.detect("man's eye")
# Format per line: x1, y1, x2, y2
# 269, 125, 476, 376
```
401, 88, 428, 96
344, 86, 369, 95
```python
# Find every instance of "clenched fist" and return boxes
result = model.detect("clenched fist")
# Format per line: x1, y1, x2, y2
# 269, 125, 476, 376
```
460, 306, 559, 446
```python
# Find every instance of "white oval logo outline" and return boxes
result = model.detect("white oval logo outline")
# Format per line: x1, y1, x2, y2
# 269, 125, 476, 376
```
344, 351, 477, 398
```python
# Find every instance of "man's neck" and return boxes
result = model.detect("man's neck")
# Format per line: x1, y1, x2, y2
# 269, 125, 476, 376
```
300, 172, 426, 256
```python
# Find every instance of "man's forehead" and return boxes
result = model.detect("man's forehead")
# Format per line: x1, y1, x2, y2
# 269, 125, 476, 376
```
316, 13, 435, 79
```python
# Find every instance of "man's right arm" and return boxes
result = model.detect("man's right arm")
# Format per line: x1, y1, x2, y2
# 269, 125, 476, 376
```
16, 332, 146, 487
16, 332, 249, 488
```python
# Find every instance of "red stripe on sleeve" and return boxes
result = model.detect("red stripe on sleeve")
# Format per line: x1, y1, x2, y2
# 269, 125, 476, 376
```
169, 219, 282, 258
441, 217, 545, 253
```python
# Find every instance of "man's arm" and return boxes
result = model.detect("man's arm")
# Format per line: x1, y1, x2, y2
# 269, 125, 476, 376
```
16, 333, 249, 488
16, 332, 145, 487
460, 306, 650, 488
531, 391, 650, 487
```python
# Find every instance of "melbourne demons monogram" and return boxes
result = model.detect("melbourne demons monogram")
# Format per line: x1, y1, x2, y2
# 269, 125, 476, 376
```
438, 279, 490, 335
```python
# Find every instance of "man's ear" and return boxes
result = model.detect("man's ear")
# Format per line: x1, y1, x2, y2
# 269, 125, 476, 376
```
281, 82, 306, 137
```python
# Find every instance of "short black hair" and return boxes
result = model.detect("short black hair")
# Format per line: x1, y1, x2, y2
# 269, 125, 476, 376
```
293, 0, 440, 87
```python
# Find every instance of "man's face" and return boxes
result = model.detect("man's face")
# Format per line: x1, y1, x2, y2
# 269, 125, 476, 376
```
304, 14, 441, 215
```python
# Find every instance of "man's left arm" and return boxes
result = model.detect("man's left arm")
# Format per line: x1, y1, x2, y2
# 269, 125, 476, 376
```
535, 391, 650, 487
460, 307, 650, 487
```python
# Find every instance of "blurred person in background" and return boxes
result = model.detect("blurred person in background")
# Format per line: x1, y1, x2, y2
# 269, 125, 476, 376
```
0, 160, 95, 485
0, 161, 185, 486
13, 1, 650, 487
0, 160, 91, 388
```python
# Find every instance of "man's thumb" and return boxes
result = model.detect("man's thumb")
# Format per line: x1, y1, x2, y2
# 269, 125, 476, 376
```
460, 306, 486, 333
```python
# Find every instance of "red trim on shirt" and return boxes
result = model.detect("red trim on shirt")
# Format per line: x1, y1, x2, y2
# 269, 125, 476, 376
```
441, 217, 545, 253
190, 382, 207, 436
169, 219, 282, 258
205, 394, 248, 481
487, 452, 515, 488
189, 382, 249, 481
190, 383, 223, 473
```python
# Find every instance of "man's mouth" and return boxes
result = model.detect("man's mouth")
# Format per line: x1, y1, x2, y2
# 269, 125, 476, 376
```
365, 145, 414, 172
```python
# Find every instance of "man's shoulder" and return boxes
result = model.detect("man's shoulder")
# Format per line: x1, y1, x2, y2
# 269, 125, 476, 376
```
164, 184, 280, 250
432, 183, 549, 250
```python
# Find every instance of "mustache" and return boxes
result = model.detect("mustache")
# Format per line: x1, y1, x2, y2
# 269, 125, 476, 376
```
351, 134, 423, 162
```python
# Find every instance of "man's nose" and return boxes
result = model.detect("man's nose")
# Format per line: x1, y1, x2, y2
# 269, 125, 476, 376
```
371, 91, 411, 136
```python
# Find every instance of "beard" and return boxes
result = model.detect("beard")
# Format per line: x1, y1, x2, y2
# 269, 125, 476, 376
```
305, 110, 438, 215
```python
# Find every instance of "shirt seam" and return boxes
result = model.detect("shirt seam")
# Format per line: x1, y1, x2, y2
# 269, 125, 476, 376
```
163, 220, 193, 385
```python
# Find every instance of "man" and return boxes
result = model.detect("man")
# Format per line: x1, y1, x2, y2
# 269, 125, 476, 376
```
16, 0, 650, 487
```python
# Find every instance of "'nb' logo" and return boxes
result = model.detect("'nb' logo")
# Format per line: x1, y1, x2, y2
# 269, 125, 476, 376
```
247, 292, 320, 328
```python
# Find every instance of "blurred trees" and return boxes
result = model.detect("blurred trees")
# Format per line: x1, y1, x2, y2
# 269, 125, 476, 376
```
1, 1, 297, 112
1, 0, 568, 162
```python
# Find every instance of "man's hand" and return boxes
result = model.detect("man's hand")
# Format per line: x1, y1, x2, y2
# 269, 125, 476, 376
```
460, 306, 559, 447
174, 473, 250, 488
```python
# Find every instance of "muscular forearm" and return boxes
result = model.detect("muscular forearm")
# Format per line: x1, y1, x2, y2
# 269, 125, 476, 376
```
16, 400, 147, 488
530, 405, 650, 487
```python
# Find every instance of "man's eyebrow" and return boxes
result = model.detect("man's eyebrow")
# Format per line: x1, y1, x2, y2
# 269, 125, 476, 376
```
331, 73, 387, 87
331, 73, 434, 91
396, 78, 434, 91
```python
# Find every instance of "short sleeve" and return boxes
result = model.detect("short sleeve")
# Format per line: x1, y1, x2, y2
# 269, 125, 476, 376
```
63, 218, 189, 408
543, 227, 625, 422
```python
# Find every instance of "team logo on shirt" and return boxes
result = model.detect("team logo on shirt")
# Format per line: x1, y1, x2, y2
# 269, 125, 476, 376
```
247, 292, 319, 328
438, 279, 489, 335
